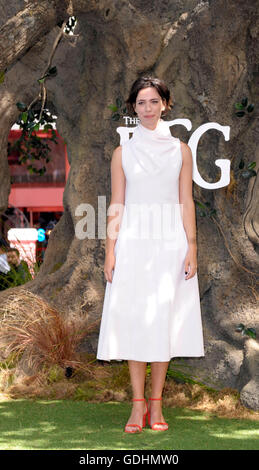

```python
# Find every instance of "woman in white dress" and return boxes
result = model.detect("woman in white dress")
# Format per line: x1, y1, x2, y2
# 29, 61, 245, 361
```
97, 76, 205, 433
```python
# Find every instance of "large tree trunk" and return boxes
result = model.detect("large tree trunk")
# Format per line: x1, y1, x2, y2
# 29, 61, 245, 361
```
0, 0, 259, 410
0, 0, 69, 72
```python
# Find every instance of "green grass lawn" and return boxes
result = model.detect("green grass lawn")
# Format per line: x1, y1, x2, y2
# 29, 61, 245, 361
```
0, 399, 258, 450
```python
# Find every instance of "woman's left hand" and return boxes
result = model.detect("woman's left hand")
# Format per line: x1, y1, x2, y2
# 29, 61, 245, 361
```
184, 245, 197, 280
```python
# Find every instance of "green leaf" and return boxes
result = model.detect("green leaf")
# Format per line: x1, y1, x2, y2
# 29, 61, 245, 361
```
37, 77, 46, 84
241, 97, 248, 107
247, 104, 254, 112
0, 71, 5, 84
235, 323, 245, 332
241, 169, 256, 178
235, 111, 245, 117
48, 66, 57, 76
108, 104, 118, 112
239, 159, 245, 169
27, 121, 36, 129
244, 328, 256, 339
247, 161, 256, 170
235, 102, 244, 110
21, 112, 28, 123
111, 113, 120, 121
16, 102, 27, 111
196, 201, 207, 210
241, 170, 251, 179
28, 110, 35, 121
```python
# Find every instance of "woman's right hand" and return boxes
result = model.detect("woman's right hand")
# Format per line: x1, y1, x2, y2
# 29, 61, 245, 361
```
104, 251, 116, 283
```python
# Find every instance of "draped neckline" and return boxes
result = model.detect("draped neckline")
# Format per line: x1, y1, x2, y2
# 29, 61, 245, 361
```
128, 118, 180, 174
137, 118, 174, 140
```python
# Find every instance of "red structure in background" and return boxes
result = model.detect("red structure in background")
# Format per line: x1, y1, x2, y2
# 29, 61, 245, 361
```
8, 129, 70, 224
5, 129, 70, 265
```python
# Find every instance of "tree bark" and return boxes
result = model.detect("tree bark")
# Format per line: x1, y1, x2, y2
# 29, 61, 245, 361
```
0, 0, 70, 72
0, 0, 259, 411
0, 0, 123, 72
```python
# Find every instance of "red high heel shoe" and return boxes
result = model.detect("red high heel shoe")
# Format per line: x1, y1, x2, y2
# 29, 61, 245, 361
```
147, 397, 169, 431
124, 398, 148, 433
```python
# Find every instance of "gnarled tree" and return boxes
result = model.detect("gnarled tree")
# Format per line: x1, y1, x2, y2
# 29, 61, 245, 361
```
0, 0, 258, 410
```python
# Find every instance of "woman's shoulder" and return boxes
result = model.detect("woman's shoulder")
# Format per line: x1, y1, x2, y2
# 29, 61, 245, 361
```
112, 137, 133, 162
111, 146, 122, 167
179, 140, 192, 157
112, 145, 122, 159
179, 140, 191, 150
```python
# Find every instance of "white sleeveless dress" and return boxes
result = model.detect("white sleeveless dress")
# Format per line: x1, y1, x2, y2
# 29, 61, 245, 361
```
96, 119, 205, 362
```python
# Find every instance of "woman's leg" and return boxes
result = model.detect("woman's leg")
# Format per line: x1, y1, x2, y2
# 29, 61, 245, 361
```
125, 360, 147, 431
148, 361, 169, 430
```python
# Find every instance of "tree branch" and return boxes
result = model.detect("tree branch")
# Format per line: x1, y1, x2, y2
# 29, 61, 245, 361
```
0, 0, 70, 72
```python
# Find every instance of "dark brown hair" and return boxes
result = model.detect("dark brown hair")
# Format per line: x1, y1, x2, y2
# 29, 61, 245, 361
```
7, 247, 20, 257
125, 76, 173, 117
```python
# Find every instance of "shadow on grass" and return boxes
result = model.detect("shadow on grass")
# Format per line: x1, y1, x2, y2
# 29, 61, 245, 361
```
0, 399, 258, 450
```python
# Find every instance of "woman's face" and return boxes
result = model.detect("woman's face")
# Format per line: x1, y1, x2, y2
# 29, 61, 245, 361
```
133, 87, 166, 127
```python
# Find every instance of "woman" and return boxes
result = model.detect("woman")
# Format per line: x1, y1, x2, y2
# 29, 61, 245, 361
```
97, 76, 205, 433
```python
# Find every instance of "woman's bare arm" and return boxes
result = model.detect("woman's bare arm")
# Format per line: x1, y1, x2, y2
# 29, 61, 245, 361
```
179, 142, 197, 247
179, 142, 197, 279
105, 145, 126, 255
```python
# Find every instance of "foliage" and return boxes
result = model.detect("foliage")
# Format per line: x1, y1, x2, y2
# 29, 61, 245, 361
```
8, 102, 58, 176
195, 200, 216, 218
238, 159, 257, 179
235, 323, 256, 339
108, 97, 128, 121
235, 97, 254, 117
37, 66, 57, 84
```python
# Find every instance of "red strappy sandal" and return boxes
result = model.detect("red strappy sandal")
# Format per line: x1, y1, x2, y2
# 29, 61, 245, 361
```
147, 397, 169, 431
124, 398, 148, 433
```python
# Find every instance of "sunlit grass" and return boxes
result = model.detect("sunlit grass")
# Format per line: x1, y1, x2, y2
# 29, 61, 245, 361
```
0, 399, 258, 450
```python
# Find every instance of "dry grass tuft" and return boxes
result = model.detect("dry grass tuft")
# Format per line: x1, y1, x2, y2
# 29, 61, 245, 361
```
0, 288, 99, 376
159, 379, 259, 421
